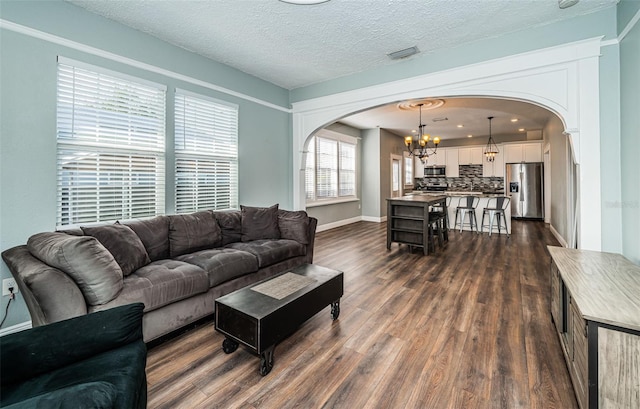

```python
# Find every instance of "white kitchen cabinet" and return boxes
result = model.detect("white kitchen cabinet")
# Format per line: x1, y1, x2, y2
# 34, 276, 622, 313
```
503, 142, 543, 163
523, 143, 542, 162
458, 147, 483, 165
414, 156, 423, 179
482, 146, 504, 177
445, 148, 459, 177
432, 149, 447, 166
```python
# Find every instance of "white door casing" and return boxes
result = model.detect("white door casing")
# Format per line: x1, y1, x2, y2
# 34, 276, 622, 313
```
292, 37, 603, 251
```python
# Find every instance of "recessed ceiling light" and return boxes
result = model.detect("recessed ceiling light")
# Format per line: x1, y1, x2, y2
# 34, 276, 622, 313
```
518, 128, 525, 132
511, 118, 519, 122
411, 129, 417, 133
467, 134, 473, 138
279, 0, 330, 4
457, 124, 463, 128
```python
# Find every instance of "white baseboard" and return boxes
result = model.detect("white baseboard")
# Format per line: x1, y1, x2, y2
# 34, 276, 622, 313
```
0, 320, 32, 337
316, 216, 364, 232
549, 224, 568, 248
316, 215, 387, 232
361, 215, 387, 223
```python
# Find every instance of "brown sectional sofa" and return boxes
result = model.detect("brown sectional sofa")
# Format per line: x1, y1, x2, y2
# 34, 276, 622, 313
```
2, 205, 317, 342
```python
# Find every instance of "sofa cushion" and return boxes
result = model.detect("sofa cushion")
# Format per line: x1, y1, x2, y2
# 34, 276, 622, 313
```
168, 211, 222, 257
241, 204, 280, 242
212, 210, 242, 245
81, 223, 151, 276
90, 260, 209, 313
124, 216, 170, 261
278, 209, 310, 244
225, 239, 306, 268
27, 233, 123, 305
175, 248, 259, 287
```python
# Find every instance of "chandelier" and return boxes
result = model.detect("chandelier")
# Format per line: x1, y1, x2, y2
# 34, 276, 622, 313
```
404, 103, 440, 163
484, 116, 499, 162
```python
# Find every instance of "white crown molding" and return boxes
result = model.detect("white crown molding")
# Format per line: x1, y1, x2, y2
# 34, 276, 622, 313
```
0, 320, 32, 337
0, 19, 291, 113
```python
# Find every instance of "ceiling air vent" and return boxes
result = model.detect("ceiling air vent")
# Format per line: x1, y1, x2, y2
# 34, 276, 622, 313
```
387, 46, 419, 60
558, 0, 579, 9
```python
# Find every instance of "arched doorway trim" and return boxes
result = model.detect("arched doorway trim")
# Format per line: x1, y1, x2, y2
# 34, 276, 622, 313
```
292, 37, 602, 251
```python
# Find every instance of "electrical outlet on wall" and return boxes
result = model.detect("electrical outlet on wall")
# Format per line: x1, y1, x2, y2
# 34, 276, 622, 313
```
2, 278, 18, 296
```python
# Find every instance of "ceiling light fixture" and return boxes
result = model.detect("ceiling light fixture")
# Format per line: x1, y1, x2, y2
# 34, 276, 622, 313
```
457, 124, 464, 128
468, 134, 473, 138
484, 116, 499, 162
404, 103, 440, 164
511, 118, 519, 122
519, 128, 525, 132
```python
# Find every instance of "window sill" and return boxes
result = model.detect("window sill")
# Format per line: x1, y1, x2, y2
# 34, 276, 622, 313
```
306, 197, 360, 208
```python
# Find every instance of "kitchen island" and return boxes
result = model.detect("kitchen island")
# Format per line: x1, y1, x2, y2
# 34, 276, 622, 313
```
407, 191, 511, 235
386, 195, 448, 255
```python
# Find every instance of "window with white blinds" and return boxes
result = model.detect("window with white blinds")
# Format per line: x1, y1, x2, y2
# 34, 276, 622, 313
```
305, 131, 358, 203
56, 60, 166, 226
404, 153, 413, 186
174, 91, 238, 213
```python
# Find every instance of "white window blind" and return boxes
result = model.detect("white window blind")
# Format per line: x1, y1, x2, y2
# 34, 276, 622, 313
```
175, 91, 238, 213
404, 153, 413, 185
56, 61, 166, 226
305, 132, 357, 203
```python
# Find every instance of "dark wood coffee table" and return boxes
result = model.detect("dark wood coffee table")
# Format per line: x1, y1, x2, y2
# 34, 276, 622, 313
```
214, 263, 344, 375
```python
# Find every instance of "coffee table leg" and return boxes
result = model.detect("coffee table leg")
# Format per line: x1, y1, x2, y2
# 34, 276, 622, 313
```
259, 346, 274, 376
331, 300, 340, 320
222, 337, 239, 354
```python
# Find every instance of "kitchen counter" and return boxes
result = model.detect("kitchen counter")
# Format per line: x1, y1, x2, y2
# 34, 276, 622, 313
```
409, 191, 511, 234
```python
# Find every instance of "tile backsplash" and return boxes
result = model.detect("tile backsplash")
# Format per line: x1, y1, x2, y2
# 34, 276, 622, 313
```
415, 165, 504, 192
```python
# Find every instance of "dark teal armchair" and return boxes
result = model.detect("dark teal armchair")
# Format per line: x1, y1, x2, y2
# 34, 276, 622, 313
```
1, 303, 147, 408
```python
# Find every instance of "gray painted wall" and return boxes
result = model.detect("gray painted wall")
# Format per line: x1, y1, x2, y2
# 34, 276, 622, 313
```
379, 129, 407, 218
0, 1, 291, 327
619, 1, 640, 264
361, 128, 381, 218
545, 116, 569, 244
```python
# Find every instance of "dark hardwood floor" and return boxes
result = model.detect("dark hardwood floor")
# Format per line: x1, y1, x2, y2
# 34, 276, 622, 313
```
146, 220, 578, 409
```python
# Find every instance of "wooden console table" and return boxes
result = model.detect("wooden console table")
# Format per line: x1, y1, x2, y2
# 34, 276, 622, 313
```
386, 195, 447, 255
548, 246, 640, 409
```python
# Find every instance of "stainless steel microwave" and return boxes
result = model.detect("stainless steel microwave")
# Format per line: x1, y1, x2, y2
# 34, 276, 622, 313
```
424, 166, 446, 177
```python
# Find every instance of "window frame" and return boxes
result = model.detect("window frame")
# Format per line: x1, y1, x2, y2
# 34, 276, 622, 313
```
55, 57, 167, 227
305, 129, 359, 207
174, 88, 239, 214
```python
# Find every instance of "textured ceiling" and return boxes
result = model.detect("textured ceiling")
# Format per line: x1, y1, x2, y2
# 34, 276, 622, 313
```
67, 0, 617, 90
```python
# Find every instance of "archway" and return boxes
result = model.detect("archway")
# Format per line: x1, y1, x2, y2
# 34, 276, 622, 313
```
292, 37, 602, 251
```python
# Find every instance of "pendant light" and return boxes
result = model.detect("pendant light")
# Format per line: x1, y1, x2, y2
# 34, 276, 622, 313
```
484, 116, 499, 162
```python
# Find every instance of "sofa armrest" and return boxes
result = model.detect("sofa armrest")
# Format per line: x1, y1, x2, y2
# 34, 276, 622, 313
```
0, 303, 144, 385
2, 246, 88, 326
305, 217, 318, 263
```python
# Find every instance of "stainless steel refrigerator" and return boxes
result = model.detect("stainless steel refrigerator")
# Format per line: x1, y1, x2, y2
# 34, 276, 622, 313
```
505, 162, 544, 219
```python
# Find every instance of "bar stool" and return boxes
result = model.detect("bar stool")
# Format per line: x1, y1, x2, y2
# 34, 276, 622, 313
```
481, 196, 511, 237
454, 196, 480, 233
427, 209, 447, 251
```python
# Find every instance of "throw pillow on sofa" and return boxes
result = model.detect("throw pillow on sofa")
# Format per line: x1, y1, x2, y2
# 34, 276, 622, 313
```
168, 211, 222, 257
81, 223, 151, 276
27, 233, 123, 305
278, 209, 310, 244
241, 204, 281, 242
